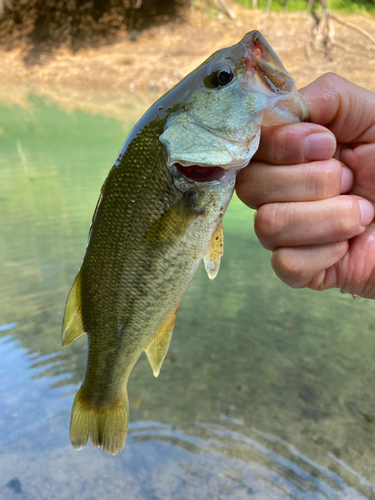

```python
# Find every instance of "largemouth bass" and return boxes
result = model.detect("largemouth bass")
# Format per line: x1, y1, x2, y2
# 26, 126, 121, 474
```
62, 31, 308, 455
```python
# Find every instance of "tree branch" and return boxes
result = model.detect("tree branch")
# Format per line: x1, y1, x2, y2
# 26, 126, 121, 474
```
217, 0, 236, 19
328, 12, 375, 45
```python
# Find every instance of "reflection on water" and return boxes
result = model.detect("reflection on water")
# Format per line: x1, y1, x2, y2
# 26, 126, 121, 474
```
129, 422, 375, 499
1, 89, 375, 499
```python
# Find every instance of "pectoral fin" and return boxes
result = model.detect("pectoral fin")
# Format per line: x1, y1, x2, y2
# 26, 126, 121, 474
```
204, 220, 224, 280
145, 308, 178, 377
142, 194, 200, 251
62, 271, 85, 347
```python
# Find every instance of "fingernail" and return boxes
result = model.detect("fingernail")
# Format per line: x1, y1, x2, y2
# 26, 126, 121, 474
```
358, 199, 374, 227
303, 133, 336, 161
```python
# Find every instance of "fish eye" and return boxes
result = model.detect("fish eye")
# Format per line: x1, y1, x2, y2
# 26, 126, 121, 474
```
210, 66, 233, 87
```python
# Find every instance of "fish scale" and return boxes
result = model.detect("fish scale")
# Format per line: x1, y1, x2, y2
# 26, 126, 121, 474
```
62, 30, 308, 455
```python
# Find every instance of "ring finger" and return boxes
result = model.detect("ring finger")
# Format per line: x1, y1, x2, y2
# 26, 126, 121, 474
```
254, 195, 372, 250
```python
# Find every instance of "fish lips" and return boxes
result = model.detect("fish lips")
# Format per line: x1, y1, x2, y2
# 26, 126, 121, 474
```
241, 31, 294, 94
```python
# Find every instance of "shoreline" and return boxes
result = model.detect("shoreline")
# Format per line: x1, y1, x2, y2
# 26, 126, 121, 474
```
0, 7, 374, 120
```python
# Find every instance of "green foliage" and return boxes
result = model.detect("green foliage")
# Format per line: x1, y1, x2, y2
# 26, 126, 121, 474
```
236, 0, 306, 11
234, 0, 375, 15
331, 0, 375, 14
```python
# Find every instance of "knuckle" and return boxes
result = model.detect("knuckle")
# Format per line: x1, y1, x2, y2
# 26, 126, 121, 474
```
313, 160, 341, 199
259, 124, 305, 164
335, 216, 353, 236
277, 127, 304, 164
273, 128, 292, 161
334, 198, 361, 235
272, 249, 306, 283
254, 204, 284, 249
316, 72, 342, 89
236, 164, 263, 209
308, 269, 329, 291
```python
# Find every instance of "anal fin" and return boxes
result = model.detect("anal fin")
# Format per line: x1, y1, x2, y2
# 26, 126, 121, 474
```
62, 271, 86, 348
145, 308, 178, 377
204, 220, 224, 280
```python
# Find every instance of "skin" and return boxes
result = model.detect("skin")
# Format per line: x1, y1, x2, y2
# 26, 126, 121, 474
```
236, 72, 375, 299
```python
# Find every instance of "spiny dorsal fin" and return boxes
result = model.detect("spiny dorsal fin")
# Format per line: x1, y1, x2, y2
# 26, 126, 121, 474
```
62, 271, 85, 348
145, 308, 178, 377
204, 220, 224, 280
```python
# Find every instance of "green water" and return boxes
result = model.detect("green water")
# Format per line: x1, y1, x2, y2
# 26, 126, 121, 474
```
1, 90, 375, 500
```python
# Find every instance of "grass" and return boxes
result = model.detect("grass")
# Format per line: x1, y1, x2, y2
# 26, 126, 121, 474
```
233, 0, 375, 15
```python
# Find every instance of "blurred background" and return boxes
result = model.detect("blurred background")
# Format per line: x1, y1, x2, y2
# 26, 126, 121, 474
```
0, 0, 374, 106
1, 1, 375, 499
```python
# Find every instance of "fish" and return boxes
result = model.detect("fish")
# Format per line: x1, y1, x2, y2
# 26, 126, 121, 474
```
62, 30, 309, 455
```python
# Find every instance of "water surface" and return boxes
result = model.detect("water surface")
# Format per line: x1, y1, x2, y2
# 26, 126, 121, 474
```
1, 90, 375, 500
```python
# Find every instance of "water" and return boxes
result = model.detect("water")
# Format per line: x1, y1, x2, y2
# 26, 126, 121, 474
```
1, 88, 375, 500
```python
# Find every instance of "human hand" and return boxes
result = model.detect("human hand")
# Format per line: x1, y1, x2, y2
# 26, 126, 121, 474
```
236, 73, 375, 298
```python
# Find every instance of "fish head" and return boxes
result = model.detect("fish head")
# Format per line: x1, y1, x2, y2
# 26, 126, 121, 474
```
159, 30, 308, 183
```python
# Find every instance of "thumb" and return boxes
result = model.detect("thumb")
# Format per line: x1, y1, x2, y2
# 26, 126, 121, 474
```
300, 73, 375, 144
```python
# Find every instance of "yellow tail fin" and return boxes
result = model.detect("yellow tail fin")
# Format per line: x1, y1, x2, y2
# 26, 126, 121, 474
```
69, 388, 129, 455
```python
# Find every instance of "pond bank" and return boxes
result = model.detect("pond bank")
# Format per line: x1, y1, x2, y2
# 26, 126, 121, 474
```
0, 6, 374, 117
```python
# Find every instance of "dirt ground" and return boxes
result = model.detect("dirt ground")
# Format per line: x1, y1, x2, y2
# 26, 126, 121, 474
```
1, 4, 374, 119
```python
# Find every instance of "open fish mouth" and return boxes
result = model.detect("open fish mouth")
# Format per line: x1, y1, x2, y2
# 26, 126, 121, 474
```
175, 163, 226, 183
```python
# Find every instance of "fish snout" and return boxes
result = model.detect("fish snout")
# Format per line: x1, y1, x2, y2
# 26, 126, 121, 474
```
241, 31, 296, 95
241, 30, 309, 122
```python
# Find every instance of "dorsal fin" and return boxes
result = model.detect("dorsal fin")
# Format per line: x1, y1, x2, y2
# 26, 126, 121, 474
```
145, 308, 178, 377
62, 271, 86, 347
203, 220, 224, 280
